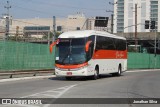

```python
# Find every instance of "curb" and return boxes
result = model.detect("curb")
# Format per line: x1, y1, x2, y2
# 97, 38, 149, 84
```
0, 75, 56, 83
126, 69, 160, 72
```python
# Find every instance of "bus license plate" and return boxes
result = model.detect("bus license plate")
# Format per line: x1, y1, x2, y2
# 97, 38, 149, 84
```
67, 72, 72, 76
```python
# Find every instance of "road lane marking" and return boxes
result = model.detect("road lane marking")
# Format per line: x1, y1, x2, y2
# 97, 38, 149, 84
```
46, 90, 61, 93
21, 84, 77, 98
1, 84, 77, 107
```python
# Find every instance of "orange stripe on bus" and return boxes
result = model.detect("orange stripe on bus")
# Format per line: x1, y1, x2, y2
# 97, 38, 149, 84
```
55, 62, 88, 69
93, 50, 127, 59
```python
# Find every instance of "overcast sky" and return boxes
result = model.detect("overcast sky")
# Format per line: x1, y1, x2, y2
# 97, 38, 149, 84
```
0, 0, 114, 19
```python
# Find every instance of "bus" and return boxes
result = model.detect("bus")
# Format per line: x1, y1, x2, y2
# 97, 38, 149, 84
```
50, 30, 127, 80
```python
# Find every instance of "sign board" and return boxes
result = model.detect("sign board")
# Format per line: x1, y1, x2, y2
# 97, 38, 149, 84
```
94, 17, 109, 27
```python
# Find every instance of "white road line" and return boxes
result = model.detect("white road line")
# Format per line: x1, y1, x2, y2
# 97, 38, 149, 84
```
43, 84, 77, 107
22, 85, 77, 107
21, 84, 77, 98
2, 84, 77, 107
55, 85, 77, 98
46, 90, 61, 93
40, 94, 56, 97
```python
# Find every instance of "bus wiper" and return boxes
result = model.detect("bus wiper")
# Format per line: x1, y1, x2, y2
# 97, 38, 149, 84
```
61, 39, 72, 64
62, 48, 70, 64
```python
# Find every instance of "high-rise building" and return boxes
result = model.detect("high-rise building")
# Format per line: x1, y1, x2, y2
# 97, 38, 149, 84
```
114, 0, 160, 33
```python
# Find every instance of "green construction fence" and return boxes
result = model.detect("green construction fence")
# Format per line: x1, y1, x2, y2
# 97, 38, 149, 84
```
128, 52, 160, 69
0, 41, 55, 71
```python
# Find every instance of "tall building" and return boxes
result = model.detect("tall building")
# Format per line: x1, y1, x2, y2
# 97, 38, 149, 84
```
114, 0, 160, 33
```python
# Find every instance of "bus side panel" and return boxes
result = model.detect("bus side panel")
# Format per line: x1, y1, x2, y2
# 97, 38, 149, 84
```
88, 59, 127, 74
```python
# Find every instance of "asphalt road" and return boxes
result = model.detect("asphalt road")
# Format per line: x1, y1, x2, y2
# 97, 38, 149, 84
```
0, 70, 160, 107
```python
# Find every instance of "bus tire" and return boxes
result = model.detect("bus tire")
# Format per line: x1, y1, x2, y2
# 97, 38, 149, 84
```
92, 67, 99, 80
112, 65, 121, 77
65, 77, 72, 80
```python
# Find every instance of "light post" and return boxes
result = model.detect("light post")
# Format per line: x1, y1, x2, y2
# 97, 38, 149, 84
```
106, 2, 117, 34
131, 4, 141, 52
154, 24, 157, 69
4, 1, 11, 40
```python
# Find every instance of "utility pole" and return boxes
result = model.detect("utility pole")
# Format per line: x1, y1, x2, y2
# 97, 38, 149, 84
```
53, 16, 56, 42
86, 18, 89, 30
16, 26, 19, 41
111, 14, 114, 34
135, 4, 138, 52
106, 10, 114, 34
133, 4, 141, 52
107, 2, 117, 34
4, 1, 11, 40
154, 23, 157, 69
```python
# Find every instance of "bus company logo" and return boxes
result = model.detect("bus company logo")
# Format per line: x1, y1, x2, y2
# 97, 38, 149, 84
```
116, 52, 124, 58
2, 99, 11, 104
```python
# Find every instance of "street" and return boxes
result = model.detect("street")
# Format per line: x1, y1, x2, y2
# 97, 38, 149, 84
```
0, 70, 160, 107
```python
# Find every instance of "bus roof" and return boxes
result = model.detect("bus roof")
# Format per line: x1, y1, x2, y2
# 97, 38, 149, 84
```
58, 30, 126, 40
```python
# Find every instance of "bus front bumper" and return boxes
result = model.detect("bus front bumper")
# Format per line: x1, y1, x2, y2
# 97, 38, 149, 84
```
55, 67, 93, 77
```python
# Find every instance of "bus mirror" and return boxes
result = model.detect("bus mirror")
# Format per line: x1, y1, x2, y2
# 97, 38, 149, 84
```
50, 39, 59, 53
85, 41, 92, 52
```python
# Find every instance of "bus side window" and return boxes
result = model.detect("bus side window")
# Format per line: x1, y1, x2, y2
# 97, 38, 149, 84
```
116, 39, 126, 51
101, 37, 116, 50
96, 36, 102, 50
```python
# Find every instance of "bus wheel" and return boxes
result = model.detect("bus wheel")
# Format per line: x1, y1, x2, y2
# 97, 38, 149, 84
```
118, 65, 122, 76
112, 65, 122, 76
112, 65, 121, 76
65, 77, 72, 80
92, 68, 99, 80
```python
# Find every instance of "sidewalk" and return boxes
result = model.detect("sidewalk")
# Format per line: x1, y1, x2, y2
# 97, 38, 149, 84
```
0, 75, 56, 83
127, 69, 160, 72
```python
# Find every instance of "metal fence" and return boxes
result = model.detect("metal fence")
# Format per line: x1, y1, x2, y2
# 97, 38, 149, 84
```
0, 40, 55, 71
128, 52, 160, 69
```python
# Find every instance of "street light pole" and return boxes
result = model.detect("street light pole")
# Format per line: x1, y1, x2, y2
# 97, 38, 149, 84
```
135, 4, 138, 52
107, 2, 117, 34
154, 29, 157, 68
111, 14, 114, 34
53, 16, 56, 42
4, 1, 11, 40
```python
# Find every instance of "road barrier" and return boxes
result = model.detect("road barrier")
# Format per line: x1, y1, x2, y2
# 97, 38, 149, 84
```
128, 52, 160, 69
0, 41, 55, 71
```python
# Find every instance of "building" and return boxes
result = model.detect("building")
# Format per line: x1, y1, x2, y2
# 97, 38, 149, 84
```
10, 13, 87, 38
0, 16, 13, 39
0, 13, 111, 39
114, 0, 160, 33
0, 17, 7, 39
0, 26, 5, 39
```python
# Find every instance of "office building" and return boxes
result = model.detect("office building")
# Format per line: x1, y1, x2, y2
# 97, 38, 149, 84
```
114, 0, 160, 33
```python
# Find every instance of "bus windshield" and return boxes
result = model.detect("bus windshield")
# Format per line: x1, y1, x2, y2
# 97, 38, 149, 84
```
55, 38, 87, 65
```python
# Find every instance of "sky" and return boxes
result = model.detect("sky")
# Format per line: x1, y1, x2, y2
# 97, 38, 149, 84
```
0, 0, 114, 19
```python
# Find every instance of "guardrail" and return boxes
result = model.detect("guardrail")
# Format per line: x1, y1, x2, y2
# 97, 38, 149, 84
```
0, 69, 55, 78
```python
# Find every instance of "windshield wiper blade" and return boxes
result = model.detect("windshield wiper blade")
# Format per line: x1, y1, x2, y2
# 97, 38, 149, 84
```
61, 39, 72, 64
61, 48, 70, 64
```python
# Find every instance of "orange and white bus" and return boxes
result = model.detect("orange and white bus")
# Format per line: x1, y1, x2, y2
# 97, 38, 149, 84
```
50, 30, 127, 80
